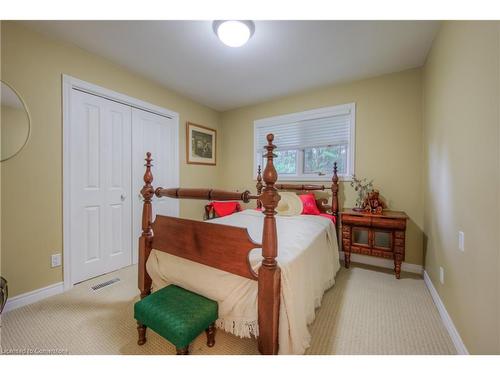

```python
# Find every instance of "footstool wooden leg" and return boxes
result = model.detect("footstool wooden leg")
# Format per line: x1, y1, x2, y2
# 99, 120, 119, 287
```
176, 346, 189, 355
137, 323, 147, 345
206, 323, 216, 347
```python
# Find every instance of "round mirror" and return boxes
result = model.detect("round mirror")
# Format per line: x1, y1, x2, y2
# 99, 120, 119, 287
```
1, 81, 31, 161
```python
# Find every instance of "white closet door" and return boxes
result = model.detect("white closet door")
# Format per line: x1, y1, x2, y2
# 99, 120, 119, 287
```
70, 90, 132, 284
132, 108, 179, 263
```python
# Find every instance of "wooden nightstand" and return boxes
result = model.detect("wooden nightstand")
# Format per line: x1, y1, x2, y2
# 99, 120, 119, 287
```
340, 209, 408, 279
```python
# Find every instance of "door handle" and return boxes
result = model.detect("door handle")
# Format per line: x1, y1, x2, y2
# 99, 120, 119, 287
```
121, 193, 127, 201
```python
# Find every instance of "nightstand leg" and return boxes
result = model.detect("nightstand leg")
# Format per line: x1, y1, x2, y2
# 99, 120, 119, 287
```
394, 257, 402, 279
345, 251, 351, 268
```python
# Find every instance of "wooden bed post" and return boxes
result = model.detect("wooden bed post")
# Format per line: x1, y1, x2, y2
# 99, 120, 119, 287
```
256, 165, 263, 209
331, 161, 339, 225
257, 134, 281, 355
138, 152, 154, 300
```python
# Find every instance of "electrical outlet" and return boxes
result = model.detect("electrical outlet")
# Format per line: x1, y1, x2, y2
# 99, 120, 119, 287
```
51, 253, 62, 268
458, 231, 465, 252
439, 266, 444, 285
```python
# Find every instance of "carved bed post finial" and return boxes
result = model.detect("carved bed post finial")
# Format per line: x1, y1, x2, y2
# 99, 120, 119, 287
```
257, 134, 281, 355
331, 162, 339, 225
256, 165, 263, 209
139, 152, 154, 300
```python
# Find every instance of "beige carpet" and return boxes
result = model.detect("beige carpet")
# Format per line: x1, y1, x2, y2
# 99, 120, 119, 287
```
0, 264, 456, 355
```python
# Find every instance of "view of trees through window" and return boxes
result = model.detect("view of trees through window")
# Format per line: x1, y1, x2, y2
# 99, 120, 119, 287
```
272, 150, 297, 174
304, 144, 347, 175
262, 144, 347, 176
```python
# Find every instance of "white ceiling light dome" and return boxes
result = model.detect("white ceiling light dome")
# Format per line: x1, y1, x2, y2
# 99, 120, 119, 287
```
213, 20, 255, 47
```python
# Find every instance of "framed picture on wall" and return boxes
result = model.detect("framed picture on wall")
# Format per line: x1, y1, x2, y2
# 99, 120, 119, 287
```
186, 122, 217, 165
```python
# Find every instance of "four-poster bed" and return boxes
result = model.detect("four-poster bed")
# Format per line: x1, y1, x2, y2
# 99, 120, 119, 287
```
137, 134, 340, 355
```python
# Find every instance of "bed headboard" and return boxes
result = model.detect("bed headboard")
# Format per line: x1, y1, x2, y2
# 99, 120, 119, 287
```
256, 163, 340, 223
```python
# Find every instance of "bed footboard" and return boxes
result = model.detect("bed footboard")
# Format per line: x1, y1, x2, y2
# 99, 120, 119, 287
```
151, 215, 259, 280
138, 134, 282, 355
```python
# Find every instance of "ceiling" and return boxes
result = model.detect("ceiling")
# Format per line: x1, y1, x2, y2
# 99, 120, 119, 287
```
24, 21, 440, 111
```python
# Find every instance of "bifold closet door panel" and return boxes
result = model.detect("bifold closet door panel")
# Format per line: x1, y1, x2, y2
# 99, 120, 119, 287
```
132, 108, 179, 263
69, 89, 132, 283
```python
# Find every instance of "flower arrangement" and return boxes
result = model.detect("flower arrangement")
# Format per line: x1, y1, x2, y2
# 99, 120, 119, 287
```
350, 175, 373, 211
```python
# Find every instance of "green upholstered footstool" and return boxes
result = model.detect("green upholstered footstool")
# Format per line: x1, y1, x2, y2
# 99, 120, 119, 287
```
134, 285, 218, 355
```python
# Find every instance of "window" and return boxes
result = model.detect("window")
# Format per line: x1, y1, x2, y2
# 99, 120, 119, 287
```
254, 103, 355, 181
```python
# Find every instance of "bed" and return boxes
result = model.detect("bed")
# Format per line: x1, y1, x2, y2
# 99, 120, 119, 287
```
137, 134, 341, 354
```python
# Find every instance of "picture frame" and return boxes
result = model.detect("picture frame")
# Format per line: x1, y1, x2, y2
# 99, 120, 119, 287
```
186, 122, 217, 165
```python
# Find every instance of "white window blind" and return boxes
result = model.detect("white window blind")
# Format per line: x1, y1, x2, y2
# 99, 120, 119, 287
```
253, 103, 355, 181
255, 113, 351, 151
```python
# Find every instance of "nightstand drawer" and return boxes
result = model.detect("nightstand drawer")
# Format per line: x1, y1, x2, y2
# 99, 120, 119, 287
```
371, 217, 406, 230
341, 215, 371, 226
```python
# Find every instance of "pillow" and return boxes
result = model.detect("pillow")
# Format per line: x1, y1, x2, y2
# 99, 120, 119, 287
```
210, 201, 241, 217
276, 192, 303, 216
299, 193, 321, 215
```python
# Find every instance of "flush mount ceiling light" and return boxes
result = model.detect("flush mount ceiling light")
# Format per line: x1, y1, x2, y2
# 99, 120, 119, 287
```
213, 20, 255, 47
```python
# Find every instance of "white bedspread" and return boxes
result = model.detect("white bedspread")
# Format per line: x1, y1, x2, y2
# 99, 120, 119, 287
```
146, 209, 340, 354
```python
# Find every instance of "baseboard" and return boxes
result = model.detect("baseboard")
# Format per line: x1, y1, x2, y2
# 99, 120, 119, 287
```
3, 282, 64, 313
423, 271, 469, 355
339, 252, 423, 274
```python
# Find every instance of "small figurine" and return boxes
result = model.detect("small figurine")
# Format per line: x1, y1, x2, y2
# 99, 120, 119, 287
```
362, 190, 387, 214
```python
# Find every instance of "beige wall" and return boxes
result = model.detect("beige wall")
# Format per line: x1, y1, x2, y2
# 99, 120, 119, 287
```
220, 68, 424, 266
422, 21, 500, 354
1, 105, 30, 160
1, 22, 222, 297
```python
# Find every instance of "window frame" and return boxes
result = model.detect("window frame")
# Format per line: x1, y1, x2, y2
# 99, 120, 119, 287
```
253, 103, 356, 182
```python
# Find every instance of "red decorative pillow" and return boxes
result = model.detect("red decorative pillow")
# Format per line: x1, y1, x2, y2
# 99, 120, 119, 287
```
210, 201, 241, 217
299, 194, 321, 215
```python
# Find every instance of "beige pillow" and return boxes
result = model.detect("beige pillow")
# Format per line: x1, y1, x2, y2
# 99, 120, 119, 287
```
275, 192, 303, 216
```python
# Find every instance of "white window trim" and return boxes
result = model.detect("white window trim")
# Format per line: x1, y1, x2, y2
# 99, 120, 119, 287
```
253, 103, 356, 182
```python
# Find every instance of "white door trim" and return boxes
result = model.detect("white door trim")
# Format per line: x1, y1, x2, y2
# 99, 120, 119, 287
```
62, 75, 180, 291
